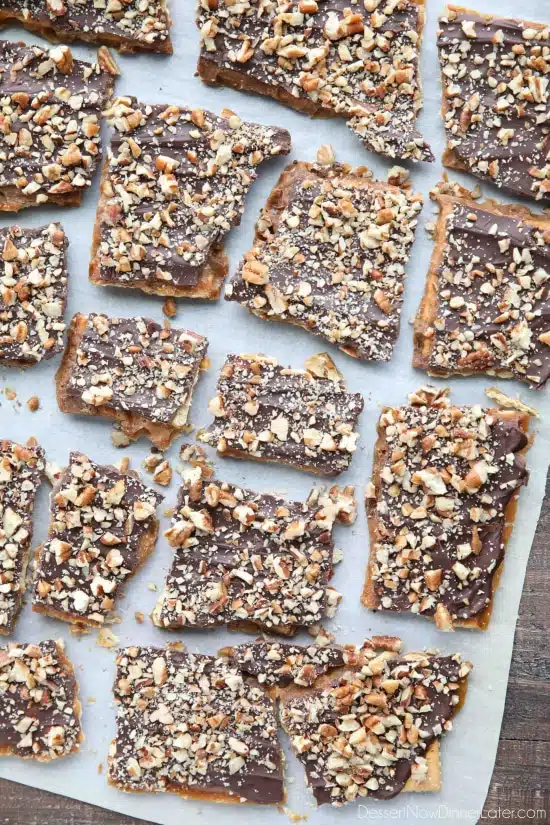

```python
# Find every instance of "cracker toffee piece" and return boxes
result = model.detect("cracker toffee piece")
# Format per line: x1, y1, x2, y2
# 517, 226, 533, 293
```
276, 636, 472, 804
227, 161, 423, 361
108, 645, 284, 804
0, 639, 82, 760
56, 313, 208, 449
32, 452, 163, 628
0, 1, 172, 54
438, 6, 550, 203
0, 439, 44, 635
197, 0, 433, 162
199, 352, 364, 476
0, 223, 68, 366
362, 386, 530, 631
153, 460, 356, 634
414, 182, 550, 389
0, 40, 116, 211
89, 97, 291, 299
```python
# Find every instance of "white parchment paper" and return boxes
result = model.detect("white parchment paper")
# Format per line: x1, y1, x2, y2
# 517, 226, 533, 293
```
0, 1, 549, 822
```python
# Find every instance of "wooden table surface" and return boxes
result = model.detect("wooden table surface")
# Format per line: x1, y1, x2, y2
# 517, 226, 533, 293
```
1, 473, 549, 825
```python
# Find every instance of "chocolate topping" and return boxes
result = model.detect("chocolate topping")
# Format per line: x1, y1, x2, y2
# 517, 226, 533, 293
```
108, 645, 284, 805
439, 7, 550, 202
224, 640, 348, 686
200, 352, 364, 476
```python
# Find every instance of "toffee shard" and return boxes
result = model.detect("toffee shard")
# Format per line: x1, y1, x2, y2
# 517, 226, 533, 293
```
197, 0, 432, 162
227, 161, 423, 361
56, 313, 208, 449
0, 223, 69, 365
108, 645, 284, 805
0, 1, 172, 54
32, 452, 163, 628
438, 7, 550, 203
0, 439, 44, 635
0, 639, 82, 760
199, 352, 364, 476
0, 40, 116, 211
414, 183, 550, 389
90, 97, 291, 299
220, 639, 350, 687
362, 386, 529, 631
279, 640, 472, 804
153, 462, 356, 634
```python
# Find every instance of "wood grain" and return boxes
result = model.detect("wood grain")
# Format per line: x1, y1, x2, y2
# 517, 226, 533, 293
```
1, 471, 549, 825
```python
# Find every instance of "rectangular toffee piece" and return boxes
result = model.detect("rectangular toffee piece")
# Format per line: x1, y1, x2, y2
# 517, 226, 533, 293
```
108, 645, 284, 805
89, 97, 291, 299
414, 182, 550, 389
226, 159, 423, 362
0, 439, 44, 635
56, 313, 208, 449
153, 459, 356, 635
0, 1, 172, 54
197, 0, 433, 162
438, 6, 550, 204
199, 352, 364, 476
0, 223, 68, 366
0, 639, 82, 760
362, 386, 530, 631
0, 40, 117, 211
32, 452, 163, 629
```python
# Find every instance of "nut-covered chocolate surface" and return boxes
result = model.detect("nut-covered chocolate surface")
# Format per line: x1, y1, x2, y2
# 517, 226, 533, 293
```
0, 40, 115, 210
197, 0, 432, 161
33, 452, 163, 627
0, 639, 81, 760
227, 161, 423, 361
0, 223, 68, 365
438, 6, 550, 203
0, 439, 44, 635
90, 97, 291, 298
223, 639, 348, 686
200, 352, 364, 476
108, 645, 284, 804
363, 387, 529, 630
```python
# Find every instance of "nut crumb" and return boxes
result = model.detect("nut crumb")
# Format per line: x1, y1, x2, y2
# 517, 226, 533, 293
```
163, 298, 177, 318
97, 627, 119, 649
26, 396, 40, 412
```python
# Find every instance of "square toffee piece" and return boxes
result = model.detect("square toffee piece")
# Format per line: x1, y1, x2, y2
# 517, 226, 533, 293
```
227, 160, 423, 361
438, 6, 550, 204
90, 97, 291, 299
56, 313, 208, 449
0, 639, 82, 761
414, 182, 550, 388
199, 352, 364, 476
33, 452, 163, 629
153, 459, 356, 634
0, 1, 172, 54
197, 0, 432, 162
0, 223, 68, 366
108, 645, 284, 804
0, 439, 44, 635
362, 386, 530, 631
0, 40, 117, 211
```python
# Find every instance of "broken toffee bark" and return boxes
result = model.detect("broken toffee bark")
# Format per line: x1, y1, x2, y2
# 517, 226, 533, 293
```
199, 352, 364, 476
153, 460, 356, 635
0, 439, 44, 635
362, 387, 530, 631
89, 97, 291, 299
0, 40, 116, 211
32, 452, 163, 629
227, 161, 423, 361
56, 313, 208, 449
0, 1, 172, 54
108, 645, 284, 804
0, 223, 68, 366
438, 6, 550, 204
197, 0, 432, 162
0, 639, 82, 760
414, 182, 550, 389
